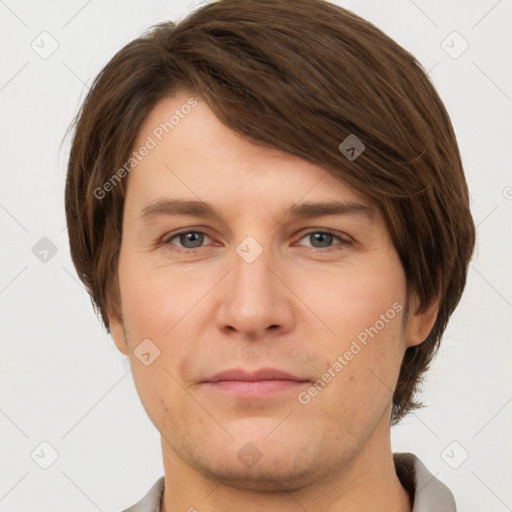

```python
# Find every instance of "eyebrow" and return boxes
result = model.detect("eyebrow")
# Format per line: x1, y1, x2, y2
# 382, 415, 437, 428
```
139, 199, 374, 222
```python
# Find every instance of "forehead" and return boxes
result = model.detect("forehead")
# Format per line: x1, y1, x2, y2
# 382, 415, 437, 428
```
127, 91, 373, 216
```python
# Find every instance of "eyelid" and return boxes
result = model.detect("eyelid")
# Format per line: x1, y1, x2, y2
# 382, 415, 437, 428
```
162, 227, 215, 247
294, 228, 353, 248
161, 227, 353, 251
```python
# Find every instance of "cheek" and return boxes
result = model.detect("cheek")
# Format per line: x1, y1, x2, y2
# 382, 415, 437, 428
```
118, 254, 195, 338
305, 258, 407, 343
118, 259, 204, 410
129, 361, 187, 441
306, 310, 405, 441
302, 255, 407, 410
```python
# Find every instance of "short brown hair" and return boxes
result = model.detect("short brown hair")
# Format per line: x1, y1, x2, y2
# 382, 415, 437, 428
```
65, 0, 475, 424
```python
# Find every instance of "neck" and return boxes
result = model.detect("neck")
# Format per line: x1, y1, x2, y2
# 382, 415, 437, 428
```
159, 416, 411, 512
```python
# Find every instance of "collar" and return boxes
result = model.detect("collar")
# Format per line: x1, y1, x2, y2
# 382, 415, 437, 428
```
123, 452, 456, 511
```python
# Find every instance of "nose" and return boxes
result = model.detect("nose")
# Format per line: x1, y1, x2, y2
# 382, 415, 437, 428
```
214, 242, 296, 340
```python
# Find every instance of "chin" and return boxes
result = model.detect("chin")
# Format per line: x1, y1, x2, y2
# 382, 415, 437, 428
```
192, 455, 319, 492
177, 428, 338, 492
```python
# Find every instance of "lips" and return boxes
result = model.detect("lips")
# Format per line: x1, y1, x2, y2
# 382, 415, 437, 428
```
203, 368, 309, 383
201, 368, 310, 398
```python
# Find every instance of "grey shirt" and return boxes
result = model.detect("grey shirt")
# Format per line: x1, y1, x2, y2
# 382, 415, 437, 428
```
122, 452, 456, 512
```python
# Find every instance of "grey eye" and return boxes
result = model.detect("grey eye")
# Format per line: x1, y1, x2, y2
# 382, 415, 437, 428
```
308, 232, 335, 248
169, 231, 209, 249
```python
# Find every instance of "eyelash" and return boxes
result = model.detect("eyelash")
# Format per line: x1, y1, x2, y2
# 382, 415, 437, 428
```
161, 228, 352, 253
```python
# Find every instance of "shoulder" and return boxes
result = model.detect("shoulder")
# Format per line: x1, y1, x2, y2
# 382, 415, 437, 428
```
120, 476, 165, 512
394, 452, 457, 511
118, 456, 455, 512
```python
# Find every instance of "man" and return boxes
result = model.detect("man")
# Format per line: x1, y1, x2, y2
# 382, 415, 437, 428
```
65, 0, 475, 510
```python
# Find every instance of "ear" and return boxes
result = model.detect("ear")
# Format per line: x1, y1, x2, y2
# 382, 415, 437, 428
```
107, 298, 129, 355
404, 292, 440, 348
105, 277, 129, 355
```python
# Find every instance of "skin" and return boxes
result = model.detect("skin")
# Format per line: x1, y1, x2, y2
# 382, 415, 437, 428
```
109, 91, 439, 512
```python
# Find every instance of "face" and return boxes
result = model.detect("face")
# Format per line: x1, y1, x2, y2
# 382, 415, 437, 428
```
109, 91, 433, 491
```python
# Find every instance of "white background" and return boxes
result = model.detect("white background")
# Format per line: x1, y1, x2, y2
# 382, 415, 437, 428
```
1, 0, 511, 510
